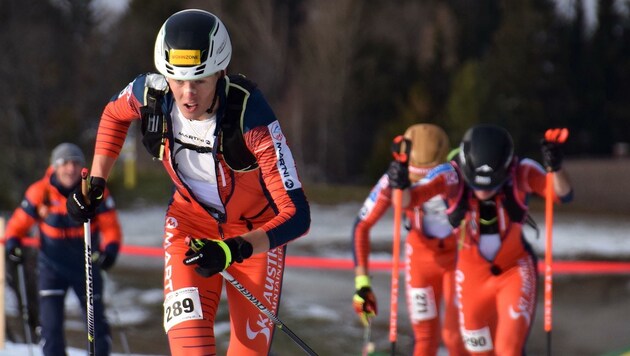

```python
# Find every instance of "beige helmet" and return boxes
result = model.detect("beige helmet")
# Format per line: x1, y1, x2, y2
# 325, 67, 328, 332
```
403, 124, 450, 181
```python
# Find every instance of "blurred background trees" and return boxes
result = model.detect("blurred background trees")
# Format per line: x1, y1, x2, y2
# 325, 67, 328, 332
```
1, 0, 629, 208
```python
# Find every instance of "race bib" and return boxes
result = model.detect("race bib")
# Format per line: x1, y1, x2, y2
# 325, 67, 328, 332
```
462, 326, 493, 352
408, 286, 437, 322
163, 287, 203, 333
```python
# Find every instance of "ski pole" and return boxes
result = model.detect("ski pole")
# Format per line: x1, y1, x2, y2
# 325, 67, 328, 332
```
187, 238, 318, 355
220, 270, 319, 356
543, 162, 553, 356
16, 263, 34, 356
362, 319, 375, 356
390, 189, 402, 356
543, 128, 569, 356
389, 136, 411, 356
81, 168, 96, 356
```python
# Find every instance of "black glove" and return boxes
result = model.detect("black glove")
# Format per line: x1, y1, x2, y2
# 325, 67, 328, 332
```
66, 176, 106, 223
183, 237, 254, 278
94, 243, 120, 271
541, 141, 564, 172
5, 238, 23, 264
387, 160, 410, 189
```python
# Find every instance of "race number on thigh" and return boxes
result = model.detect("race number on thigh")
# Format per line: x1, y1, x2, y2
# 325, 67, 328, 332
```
408, 286, 438, 322
462, 326, 493, 352
163, 287, 203, 332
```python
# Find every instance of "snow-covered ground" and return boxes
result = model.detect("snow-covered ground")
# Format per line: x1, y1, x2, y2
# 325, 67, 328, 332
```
0, 342, 158, 356
2, 203, 629, 355
116, 203, 630, 259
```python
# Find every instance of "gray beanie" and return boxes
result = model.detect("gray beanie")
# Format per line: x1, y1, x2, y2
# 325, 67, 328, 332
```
50, 143, 85, 167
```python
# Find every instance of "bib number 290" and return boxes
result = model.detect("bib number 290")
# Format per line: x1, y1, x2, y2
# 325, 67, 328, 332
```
164, 287, 203, 332
462, 326, 493, 352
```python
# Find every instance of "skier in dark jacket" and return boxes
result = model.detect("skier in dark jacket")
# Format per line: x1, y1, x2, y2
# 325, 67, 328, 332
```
3, 142, 122, 356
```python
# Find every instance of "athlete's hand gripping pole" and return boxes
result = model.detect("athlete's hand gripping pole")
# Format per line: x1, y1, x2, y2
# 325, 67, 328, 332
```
188, 238, 319, 356
388, 135, 411, 356
542, 128, 569, 356
81, 168, 96, 356
353, 274, 377, 354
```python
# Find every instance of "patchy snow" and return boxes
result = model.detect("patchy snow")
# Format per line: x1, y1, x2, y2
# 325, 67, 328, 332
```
4, 203, 629, 355
0, 342, 160, 356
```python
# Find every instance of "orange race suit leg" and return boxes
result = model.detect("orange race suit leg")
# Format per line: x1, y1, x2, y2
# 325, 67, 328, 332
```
456, 247, 537, 356
405, 229, 468, 356
163, 202, 285, 356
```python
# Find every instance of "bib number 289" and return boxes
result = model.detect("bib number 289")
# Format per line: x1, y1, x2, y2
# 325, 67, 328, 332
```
163, 287, 203, 332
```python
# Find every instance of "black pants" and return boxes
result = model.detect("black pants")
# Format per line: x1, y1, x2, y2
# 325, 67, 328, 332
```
38, 257, 111, 356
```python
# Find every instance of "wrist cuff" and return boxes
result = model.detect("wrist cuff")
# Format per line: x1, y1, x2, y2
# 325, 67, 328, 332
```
216, 240, 232, 269
89, 176, 107, 199
355, 275, 371, 290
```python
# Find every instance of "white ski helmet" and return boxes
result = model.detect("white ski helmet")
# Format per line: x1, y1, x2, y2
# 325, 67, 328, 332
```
154, 9, 232, 80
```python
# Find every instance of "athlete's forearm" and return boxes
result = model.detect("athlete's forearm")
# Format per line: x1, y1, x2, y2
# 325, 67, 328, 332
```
90, 154, 118, 180
240, 228, 271, 254
355, 266, 368, 277
553, 169, 572, 197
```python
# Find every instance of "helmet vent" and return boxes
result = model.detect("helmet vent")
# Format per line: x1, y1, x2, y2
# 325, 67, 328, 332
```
476, 164, 493, 173
194, 65, 206, 75
474, 176, 492, 186
165, 63, 175, 75
217, 56, 229, 67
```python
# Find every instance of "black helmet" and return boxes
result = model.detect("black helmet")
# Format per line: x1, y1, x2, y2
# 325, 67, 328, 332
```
458, 124, 514, 190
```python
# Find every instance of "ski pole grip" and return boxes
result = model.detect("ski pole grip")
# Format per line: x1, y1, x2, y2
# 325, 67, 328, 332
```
81, 168, 90, 204
391, 135, 412, 164
188, 238, 207, 253
544, 128, 569, 144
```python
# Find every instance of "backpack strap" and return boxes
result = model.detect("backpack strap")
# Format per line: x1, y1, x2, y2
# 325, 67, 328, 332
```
218, 74, 259, 172
500, 159, 528, 224
447, 184, 470, 228
501, 181, 527, 223
139, 74, 169, 160
138, 73, 260, 170
447, 162, 470, 228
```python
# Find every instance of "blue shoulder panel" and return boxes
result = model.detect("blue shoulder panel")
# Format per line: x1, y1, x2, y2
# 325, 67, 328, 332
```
107, 73, 148, 103
242, 89, 278, 133
424, 163, 454, 181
